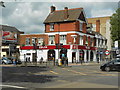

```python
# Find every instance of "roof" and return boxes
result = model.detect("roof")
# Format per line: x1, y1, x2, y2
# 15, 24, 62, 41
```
0, 25, 23, 33
87, 16, 111, 19
44, 8, 84, 24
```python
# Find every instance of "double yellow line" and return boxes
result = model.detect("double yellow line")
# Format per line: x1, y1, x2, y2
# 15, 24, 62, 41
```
50, 70, 59, 74
62, 68, 87, 75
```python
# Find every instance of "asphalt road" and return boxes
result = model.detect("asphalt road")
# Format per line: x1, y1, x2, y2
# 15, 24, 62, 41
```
1, 63, 119, 90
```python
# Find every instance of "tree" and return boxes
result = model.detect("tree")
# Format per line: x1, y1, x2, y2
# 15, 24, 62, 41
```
0, 1, 5, 7
110, 8, 120, 48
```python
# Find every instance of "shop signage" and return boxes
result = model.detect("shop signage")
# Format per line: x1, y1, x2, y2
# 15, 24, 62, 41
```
2, 31, 18, 44
85, 46, 90, 49
39, 46, 47, 49
72, 45, 78, 49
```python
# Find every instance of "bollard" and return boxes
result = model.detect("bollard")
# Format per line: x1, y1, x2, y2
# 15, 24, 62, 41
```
58, 59, 62, 66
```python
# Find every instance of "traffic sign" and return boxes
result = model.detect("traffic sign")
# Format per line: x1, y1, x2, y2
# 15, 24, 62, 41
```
105, 50, 110, 55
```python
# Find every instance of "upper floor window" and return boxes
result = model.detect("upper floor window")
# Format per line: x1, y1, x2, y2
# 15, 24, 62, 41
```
80, 22, 83, 31
92, 24, 96, 31
26, 38, 30, 46
50, 23, 54, 31
90, 38, 93, 47
80, 36, 83, 45
38, 38, 43, 46
49, 35, 55, 45
85, 36, 88, 45
32, 38, 37, 45
60, 35, 66, 45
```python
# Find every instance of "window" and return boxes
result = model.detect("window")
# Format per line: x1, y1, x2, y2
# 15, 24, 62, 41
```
50, 23, 54, 31
92, 24, 96, 31
32, 38, 37, 45
26, 53, 31, 55
49, 36, 55, 45
98, 38, 100, 47
60, 35, 66, 45
85, 37, 88, 45
26, 38, 30, 45
90, 38, 93, 46
38, 38, 43, 46
80, 36, 83, 45
80, 23, 83, 31
32, 38, 35, 44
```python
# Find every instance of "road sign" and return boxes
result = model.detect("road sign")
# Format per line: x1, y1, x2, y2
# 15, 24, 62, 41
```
116, 49, 120, 54
105, 50, 110, 55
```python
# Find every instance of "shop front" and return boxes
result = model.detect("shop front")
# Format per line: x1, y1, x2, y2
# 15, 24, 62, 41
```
20, 45, 98, 63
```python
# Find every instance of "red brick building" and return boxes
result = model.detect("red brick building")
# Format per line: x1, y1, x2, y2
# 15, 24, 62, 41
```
20, 6, 107, 63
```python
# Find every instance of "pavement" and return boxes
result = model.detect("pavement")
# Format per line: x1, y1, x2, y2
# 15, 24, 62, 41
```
0, 62, 102, 67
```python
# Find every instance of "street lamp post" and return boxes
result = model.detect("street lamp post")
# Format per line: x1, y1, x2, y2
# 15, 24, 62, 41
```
33, 42, 37, 66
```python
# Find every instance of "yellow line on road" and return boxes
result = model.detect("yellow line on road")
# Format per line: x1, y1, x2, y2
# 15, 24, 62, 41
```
100, 74, 118, 76
50, 70, 59, 74
62, 68, 87, 75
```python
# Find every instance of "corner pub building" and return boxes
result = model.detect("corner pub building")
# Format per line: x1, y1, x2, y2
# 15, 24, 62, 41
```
19, 6, 107, 64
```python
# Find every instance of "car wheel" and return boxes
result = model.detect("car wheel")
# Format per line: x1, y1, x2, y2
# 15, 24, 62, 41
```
2, 62, 6, 64
101, 69, 105, 71
105, 67, 110, 72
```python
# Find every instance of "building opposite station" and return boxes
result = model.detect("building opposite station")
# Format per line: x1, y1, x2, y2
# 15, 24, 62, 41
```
87, 16, 113, 59
19, 6, 107, 63
0, 25, 24, 59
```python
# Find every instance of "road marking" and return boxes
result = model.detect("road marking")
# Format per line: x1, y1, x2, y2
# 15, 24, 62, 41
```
57, 80, 68, 82
0, 84, 26, 89
62, 68, 87, 75
50, 70, 59, 74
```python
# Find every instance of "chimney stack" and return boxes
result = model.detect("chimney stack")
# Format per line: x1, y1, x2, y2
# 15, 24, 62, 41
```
51, 6, 56, 13
64, 7, 68, 20
96, 20, 100, 33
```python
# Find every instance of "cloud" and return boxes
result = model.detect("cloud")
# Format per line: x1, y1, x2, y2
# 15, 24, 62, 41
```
91, 9, 115, 17
1, 2, 118, 34
2, 0, 120, 2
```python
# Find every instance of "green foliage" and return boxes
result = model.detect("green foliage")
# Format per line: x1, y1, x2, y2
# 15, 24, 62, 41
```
110, 8, 120, 46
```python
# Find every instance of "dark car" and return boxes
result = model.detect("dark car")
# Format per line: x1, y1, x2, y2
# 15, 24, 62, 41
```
100, 59, 120, 72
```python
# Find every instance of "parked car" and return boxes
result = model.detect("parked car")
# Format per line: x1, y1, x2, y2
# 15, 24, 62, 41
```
100, 59, 120, 72
2, 58, 13, 64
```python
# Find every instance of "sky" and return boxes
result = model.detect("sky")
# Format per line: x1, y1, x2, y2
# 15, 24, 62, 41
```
0, 0, 119, 34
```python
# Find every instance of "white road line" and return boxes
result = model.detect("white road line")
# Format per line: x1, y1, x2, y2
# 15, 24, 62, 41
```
0, 84, 26, 89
